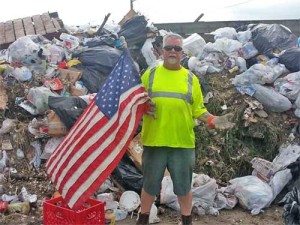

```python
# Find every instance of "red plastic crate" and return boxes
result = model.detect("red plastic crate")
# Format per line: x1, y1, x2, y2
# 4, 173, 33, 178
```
43, 196, 105, 225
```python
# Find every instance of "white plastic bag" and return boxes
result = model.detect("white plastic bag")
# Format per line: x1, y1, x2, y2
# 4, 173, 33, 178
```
294, 93, 300, 117
141, 38, 158, 68
12, 66, 32, 81
183, 33, 206, 57
119, 191, 140, 212
214, 38, 242, 56
149, 204, 161, 224
274, 71, 300, 100
240, 42, 259, 59
160, 174, 219, 215
252, 84, 292, 113
191, 174, 219, 215
0, 119, 17, 135
211, 27, 237, 40
227, 175, 273, 215
237, 30, 252, 44
160, 176, 177, 205
27, 87, 58, 114
42, 137, 64, 159
8, 36, 41, 65
192, 174, 218, 206
269, 169, 292, 202
232, 64, 279, 85
42, 44, 65, 64
234, 57, 247, 72
59, 33, 80, 50
214, 191, 238, 210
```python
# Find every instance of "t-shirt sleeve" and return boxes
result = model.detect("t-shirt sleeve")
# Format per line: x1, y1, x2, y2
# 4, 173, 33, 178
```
192, 74, 208, 118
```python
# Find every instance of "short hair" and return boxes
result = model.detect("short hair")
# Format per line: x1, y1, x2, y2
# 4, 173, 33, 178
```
163, 33, 183, 47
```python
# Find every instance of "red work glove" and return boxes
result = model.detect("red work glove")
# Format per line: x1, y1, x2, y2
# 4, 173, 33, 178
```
207, 113, 235, 130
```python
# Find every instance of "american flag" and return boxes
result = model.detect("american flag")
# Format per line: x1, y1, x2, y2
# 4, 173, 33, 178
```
46, 49, 147, 209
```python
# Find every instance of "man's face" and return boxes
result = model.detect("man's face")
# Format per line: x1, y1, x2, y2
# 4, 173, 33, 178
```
162, 38, 183, 65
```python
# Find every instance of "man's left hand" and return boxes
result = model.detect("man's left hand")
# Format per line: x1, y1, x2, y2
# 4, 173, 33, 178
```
210, 113, 235, 130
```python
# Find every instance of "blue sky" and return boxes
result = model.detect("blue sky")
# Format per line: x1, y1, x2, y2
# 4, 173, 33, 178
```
0, 0, 299, 26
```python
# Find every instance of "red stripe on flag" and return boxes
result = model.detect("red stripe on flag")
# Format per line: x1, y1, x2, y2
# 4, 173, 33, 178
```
46, 101, 100, 174
66, 101, 145, 209
57, 89, 145, 193
46, 87, 134, 176
46, 85, 147, 209
49, 87, 143, 187
50, 111, 108, 185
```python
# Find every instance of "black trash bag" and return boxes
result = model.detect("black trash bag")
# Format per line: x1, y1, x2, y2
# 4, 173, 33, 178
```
287, 156, 300, 178
246, 55, 259, 68
279, 187, 300, 225
236, 24, 249, 32
73, 46, 121, 71
73, 46, 122, 93
183, 55, 210, 97
112, 154, 143, 194
279, 47, 300, 72
198, 75, 210, 97
75, 64, 110, 93
118, 15, 149, 47
83, 35, 116, 48
180, 55, 189, 69
286, 156, 300, 193
129, 46, 148, 73
96, 27, 118, 37
251, 24, 297, 57
48, 96, 88, 129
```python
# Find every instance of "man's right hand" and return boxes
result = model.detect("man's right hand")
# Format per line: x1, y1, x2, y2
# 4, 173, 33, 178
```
144, 98, 156, 119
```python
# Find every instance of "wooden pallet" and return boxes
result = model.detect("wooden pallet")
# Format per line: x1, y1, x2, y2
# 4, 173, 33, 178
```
0, 12, 63, 49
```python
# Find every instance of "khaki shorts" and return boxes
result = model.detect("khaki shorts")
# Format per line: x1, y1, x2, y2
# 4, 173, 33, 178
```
142, 146, 195, 196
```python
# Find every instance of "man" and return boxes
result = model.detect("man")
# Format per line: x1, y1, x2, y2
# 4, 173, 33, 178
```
137, 33, 234, 225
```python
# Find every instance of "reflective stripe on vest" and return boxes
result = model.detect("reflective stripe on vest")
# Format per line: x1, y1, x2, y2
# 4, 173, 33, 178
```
148, 67, 193, 104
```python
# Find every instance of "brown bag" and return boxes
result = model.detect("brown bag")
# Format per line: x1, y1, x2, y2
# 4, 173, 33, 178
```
69, 84, 86, 96
58, 68, 82, 84
47, 110, 67, 137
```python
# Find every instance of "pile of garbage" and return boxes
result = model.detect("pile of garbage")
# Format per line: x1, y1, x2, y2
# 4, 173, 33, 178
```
0, 13, 299, 224
181, 22, 300, 223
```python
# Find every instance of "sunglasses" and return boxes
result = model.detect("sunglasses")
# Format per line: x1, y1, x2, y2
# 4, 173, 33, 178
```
163, 45, 183, 52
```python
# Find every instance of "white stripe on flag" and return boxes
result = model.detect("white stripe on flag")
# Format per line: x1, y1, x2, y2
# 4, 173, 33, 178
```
46, 103, 100, 173
48, 85, 142, 177
55, 88, 145, 190
67, 96, 146, 207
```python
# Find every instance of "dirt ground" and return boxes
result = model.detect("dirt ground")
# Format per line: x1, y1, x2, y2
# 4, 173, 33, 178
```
0, 153, 288, 225
0, 202, 284, 225
119, 205, 284, 225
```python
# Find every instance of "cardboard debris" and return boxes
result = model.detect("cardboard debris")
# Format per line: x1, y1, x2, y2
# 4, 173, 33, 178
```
126, 133, 170, 176
58, 68, 82, 84
0, 77, 8, 110
127, 133, 143, 171
47, 110, 68, 137
1, 138, 13, 150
